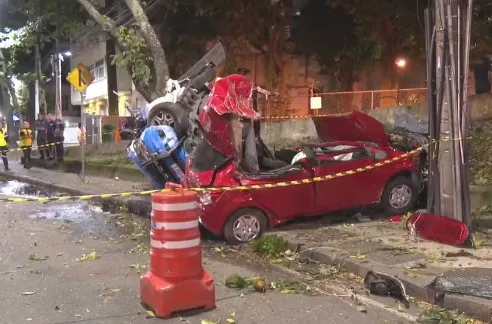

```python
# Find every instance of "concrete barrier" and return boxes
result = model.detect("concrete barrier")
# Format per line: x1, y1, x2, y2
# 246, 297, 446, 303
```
261, 118, 318, 148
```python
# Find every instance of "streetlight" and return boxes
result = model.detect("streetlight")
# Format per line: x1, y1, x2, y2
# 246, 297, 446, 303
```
395, 57, 407, 105
52, 51, 72, 119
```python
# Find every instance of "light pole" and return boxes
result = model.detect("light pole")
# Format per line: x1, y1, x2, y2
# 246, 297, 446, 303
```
52, 51, 71, 119
395, 57, 407, 106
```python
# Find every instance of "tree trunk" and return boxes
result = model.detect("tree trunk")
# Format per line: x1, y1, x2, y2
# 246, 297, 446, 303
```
123, 0, 169, 95
76, 0, 161, 102
7, 79, 20, 113
0, 49, 15, 144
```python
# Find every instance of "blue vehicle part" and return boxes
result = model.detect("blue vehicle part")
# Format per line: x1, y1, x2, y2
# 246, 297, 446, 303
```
141, 125, 188, 183
127, 144, 164, 189
127, 125, 189, 188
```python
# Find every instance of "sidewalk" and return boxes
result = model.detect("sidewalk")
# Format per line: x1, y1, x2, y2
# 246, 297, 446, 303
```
274, 216, 492, 322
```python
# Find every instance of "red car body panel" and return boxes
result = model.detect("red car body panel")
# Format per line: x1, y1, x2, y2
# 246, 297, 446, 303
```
187, 141, 417, 237
313, 111, 390, 147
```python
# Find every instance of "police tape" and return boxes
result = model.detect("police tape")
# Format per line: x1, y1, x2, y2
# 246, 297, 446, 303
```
1, 130, 119, 153
0, 146, 425, 204
261, 114, 332, 120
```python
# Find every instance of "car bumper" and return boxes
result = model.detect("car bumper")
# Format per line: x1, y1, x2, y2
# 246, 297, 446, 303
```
197, 201, 223, 237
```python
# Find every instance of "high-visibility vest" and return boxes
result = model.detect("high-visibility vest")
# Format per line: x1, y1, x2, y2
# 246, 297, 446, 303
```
20, 128, 33, 147
0, 129, 6, 147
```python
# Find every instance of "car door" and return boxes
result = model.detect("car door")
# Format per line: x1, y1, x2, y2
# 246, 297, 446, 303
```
313, 146, 386, 213
238, 163, 317, 220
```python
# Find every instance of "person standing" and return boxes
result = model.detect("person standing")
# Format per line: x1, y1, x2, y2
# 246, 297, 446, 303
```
19, 121, 33, 169
0, 121, 10, 171
54, 119, 65, 161
77, 122, 86, 146
46, 114, 56, 160
35, 113, 49, 159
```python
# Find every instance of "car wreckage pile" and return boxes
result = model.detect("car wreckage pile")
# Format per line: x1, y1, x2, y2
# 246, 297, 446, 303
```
127, 43, 431, 244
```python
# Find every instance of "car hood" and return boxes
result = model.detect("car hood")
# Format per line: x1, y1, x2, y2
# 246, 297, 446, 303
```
312, 111, 390, 146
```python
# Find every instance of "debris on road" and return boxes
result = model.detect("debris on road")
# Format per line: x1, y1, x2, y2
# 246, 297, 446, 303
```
364, 271, 409, 308
251, 235, 288, 259
28, 253, 48, 261
80, 251, 100, 261
225, 273, 306, 294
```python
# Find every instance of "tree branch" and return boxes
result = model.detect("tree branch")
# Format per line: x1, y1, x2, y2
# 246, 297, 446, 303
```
76, 0, 156, 102
123, 0, 169, 95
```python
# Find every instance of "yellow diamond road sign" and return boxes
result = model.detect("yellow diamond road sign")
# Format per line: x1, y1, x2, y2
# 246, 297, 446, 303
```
67, 63, 95, 93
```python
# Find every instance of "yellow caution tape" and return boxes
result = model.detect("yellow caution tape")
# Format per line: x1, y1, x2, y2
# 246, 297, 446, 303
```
0, 146, 425, 203
0, 135, 471, 203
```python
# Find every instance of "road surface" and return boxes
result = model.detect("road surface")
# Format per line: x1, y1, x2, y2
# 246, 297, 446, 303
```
0, 179, 416, 324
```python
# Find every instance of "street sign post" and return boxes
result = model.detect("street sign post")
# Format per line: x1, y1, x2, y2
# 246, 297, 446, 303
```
67, 63, 94, 183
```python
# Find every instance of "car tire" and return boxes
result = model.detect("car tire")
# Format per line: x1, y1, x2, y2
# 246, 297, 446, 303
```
223, 208, 268, 245
146, 102, 189, 138
381, 176, 418, 215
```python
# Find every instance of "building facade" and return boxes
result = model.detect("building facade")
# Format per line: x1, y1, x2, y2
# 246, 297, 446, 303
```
69, 22, 141, 117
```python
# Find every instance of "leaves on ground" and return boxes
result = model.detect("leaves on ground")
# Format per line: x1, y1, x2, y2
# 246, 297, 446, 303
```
250, 235, 288, 259
130, 243, 149, 255
417, 307, 478, 324
146, 310, 156, 318
129, 263, 147, 274
80, 251, 100, 261
350, 252, 366, 259
28, 253, 48, 261
225, 273, 305, 294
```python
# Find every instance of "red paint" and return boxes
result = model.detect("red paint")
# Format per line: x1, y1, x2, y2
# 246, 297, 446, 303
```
389, 215, 404, 223
313, 112, 390, 146
406, 212, 469, 246
140, 185, 215, 318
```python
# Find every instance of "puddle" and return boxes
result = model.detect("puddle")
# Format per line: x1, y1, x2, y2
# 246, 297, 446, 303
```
0, 180, 62, 198
0, 179, 149, 240
30, 202, 106, 223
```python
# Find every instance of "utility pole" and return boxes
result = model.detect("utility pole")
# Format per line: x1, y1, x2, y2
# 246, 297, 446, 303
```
426, 0, 473, 227
34, 35, 41, 119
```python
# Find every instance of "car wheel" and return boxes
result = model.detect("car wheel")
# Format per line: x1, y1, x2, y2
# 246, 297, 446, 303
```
223, 208, 268, 245
381, 176, 418, 215
146, 102, 189, 138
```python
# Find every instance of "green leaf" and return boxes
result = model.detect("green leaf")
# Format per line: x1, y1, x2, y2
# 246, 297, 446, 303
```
201, 320, 217, 324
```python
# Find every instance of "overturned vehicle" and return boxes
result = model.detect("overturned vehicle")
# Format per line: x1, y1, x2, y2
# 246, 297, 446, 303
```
127, 44, 428, 244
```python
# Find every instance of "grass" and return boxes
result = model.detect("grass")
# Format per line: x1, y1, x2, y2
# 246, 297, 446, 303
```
469, 119, 492, 185
64, 154, 136, 168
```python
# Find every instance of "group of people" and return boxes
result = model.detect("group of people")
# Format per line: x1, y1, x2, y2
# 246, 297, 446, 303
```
35, 113, 65, 161
0, 113, 65, 171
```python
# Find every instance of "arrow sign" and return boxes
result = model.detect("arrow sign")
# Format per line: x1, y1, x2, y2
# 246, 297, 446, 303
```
67, 63, 95, 93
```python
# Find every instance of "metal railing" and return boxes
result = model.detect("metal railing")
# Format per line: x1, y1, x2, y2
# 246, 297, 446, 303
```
256, 88, 429, 117
313, 88, 428, 114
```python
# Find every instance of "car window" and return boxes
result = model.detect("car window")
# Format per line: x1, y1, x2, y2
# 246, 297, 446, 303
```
190, 140, 229, 172
317, 148, 369, 166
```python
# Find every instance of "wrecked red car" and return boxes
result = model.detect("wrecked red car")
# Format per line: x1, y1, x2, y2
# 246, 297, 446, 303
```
186, 74, 423, 244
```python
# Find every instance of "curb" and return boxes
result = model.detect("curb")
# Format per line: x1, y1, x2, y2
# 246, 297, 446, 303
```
0, 172, 151, 218
284, 240, 492, 322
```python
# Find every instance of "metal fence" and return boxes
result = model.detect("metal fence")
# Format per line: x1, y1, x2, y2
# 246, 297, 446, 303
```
256, 88, 429, 117
315, 88, 428, 114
